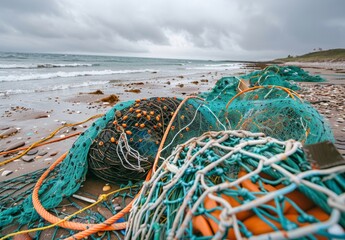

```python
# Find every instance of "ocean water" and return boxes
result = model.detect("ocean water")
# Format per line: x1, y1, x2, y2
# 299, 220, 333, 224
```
0, 52, 245, 97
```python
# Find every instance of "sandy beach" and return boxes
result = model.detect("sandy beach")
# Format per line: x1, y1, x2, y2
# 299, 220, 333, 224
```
0, 67, 245, 181
1, 62, 344, 182
0, 61, 345, 239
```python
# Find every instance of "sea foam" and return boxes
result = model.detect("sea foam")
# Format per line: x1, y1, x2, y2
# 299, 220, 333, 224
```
0, 69, 158, 82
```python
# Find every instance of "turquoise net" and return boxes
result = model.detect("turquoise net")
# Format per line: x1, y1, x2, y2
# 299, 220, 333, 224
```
243, 65, 325, 90
0, 65, 340, 239
126, 130, 345, 239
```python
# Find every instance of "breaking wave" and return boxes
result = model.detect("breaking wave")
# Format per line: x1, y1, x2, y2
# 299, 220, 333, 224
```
0, 69, 158, 82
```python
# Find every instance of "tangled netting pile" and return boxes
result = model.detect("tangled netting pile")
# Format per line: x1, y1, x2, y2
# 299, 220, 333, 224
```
224, 86, 333, 145
126, 130, 345, 239
1, 65, 342, 239
243, 65, 325, 90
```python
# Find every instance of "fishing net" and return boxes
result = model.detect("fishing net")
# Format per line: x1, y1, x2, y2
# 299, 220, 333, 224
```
88, 97, 222, 184
126, 130, 345, 239
224, 86, 334, 145
243, 65, 325, 90
0, 96, 225, 238
0, 64, 337, 239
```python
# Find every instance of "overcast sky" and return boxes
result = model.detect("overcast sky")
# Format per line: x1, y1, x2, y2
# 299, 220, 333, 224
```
0, 0, 344, 60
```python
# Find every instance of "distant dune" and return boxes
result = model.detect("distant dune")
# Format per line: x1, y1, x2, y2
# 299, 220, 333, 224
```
275, 48, 345, 62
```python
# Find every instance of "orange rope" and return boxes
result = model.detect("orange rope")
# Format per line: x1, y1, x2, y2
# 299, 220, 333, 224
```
32, 152, 130, 231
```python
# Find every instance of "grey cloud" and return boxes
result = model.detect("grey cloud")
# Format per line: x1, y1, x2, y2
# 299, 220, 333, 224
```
0, 0, 344, 60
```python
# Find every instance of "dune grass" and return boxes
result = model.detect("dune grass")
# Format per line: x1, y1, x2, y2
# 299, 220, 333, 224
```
276, 49, 345, 62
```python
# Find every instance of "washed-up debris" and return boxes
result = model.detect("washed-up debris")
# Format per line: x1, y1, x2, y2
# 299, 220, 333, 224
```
99, 94, 120, 104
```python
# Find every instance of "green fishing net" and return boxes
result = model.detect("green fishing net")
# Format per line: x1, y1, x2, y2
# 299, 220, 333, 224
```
0, 65, 338, 239
224, 86, 334, 144
126, 130, 345, 239
88, 97, 222, 184
243, 65, 325, 90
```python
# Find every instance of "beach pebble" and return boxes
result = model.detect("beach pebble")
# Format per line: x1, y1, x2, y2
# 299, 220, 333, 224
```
50, 151, 58, 156
21, 155, 34, 162
44, 158, 53, 161
4, 141, 25, 152
102, 185, 111, 192
0, 128, 18, 138
26, 149, 38, 155
38, 151, 48, 156
0, 126, 11, 131
1, 170, 13, 176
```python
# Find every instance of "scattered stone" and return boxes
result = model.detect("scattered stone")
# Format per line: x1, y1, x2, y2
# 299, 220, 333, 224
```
44, 158, 53, 161
177, 84, 184, 88
103, 185, 111, 192
50, 151, 58, 157
0, 128, 18, 139
27, 149, 38, 155
38, 151, 48, 156
4, 141, 25, 152
22, 155, 34, 162
191, 81, 199, 85
1, 170, 13, 176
